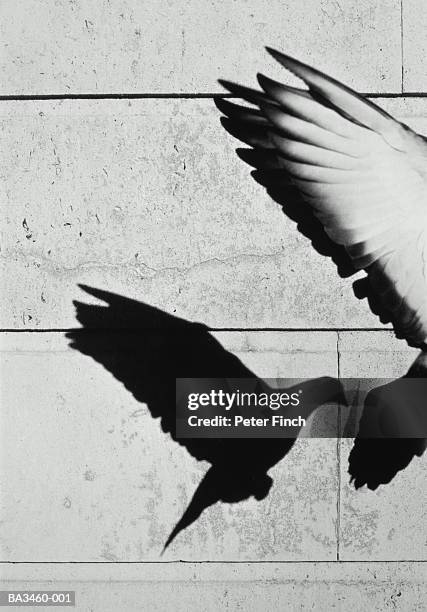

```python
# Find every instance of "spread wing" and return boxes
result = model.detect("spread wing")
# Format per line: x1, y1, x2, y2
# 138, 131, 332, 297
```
66, 285, 254, 464
220, 49, 427, 346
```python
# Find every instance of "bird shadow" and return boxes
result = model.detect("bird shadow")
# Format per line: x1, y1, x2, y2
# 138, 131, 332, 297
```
64, 84, 425, 549
66, 284, 344, 551
215, 88, 427, 491
345, 357, 427, 490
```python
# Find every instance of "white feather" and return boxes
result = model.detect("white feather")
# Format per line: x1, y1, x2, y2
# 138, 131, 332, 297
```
255, 51, 427, 345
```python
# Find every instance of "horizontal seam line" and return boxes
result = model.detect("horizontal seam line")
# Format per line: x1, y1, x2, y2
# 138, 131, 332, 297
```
1, 92, 427, 101
1, 560, 427, 564
0, 93, 230, 101
0, 328, 393, 333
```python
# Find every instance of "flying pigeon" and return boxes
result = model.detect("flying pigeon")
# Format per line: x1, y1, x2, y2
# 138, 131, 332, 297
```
219, 48, 427, 355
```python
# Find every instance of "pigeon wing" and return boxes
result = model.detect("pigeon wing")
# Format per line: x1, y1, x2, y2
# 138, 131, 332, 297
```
254, 50, 427, 345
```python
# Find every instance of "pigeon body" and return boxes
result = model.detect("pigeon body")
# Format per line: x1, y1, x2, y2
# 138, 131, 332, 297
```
220, 50, 427, 347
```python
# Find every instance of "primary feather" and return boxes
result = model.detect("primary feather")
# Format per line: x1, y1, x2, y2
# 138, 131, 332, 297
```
221, 49, 427, 346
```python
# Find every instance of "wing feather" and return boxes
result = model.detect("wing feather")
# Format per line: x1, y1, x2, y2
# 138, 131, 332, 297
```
220, 50, 427, 345
265, 47, 405, 149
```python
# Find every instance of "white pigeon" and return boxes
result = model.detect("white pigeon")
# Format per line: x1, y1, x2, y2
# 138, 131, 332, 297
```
220, 48, 427, 353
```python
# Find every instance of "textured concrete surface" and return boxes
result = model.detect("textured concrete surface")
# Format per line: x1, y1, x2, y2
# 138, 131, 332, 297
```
337, 330, 420, 437
1, 1, 426, 606
403, 0, 427, 92
2, 563, 426, 611
340, 437, 427, 561
0, 1, 402, 94
3, 99, 427, 329
338, 332, 427, 561
0, 331, 338, 561
2, 331, 425, 566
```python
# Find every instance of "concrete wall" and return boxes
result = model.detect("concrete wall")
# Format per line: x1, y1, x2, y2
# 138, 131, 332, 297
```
1, 1, 426, 610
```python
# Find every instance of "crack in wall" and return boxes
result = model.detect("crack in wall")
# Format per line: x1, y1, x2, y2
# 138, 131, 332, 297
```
0, 249, 295, 278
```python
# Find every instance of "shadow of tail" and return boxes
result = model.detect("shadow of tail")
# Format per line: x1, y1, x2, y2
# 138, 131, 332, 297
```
163, 465, 274, 552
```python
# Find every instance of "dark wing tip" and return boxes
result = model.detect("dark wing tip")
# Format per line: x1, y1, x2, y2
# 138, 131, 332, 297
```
76, 284, 127, 305
265, 47, 302, 71
76, 284, 109, 301
265, 47, 331, 87
265, 46, 287, 61
77, 283, 92, 292
218, 78, 274, 106
256, 72, 283, 95
256, 72, 272, 87
218, 79, 237, 93
214, 96, 239, 116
